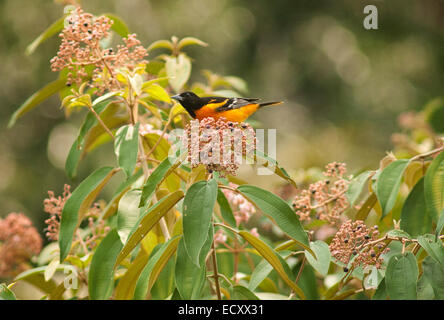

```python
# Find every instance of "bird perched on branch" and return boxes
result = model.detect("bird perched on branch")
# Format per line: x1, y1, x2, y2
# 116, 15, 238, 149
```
171, 91, 283, 122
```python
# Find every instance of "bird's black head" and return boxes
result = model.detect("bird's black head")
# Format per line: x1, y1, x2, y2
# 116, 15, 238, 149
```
171, 91, 203, 117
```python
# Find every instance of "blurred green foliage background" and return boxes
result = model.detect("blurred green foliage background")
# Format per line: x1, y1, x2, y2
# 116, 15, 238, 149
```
1, 0, 443, 235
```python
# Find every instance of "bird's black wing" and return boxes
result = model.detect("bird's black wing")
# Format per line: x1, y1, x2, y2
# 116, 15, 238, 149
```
211, 97, 260, 112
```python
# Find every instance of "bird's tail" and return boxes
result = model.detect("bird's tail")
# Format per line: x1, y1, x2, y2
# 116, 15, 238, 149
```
258, 101, 284, 108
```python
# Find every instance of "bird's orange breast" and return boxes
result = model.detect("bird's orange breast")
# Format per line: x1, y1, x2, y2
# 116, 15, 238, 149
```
194, 101, 259, 123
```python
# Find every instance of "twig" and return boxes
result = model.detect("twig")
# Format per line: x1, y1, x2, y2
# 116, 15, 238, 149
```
88, 105, 114, 140
211, 239, 222, 300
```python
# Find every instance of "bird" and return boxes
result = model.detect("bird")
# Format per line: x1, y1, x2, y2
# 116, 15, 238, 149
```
171, 91, 283, 123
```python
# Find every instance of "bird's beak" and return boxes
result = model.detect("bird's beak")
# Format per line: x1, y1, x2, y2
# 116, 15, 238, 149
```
171, 94, 181, 101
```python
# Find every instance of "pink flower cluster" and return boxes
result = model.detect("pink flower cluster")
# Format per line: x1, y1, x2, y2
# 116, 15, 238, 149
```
182, 117, 256, 177
329, 220, 388, 271
50, 7, 148, 93
0, 213, 42, 278
44, 184, 71, 241
222, 183, 256, 226
292, 162, 349, 224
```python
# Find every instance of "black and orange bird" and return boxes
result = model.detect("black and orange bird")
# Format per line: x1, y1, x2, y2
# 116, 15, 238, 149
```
171, 91, 283, 123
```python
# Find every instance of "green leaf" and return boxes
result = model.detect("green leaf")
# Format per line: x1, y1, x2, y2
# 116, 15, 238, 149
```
237, 185, 310, 253
372, 279, 387, 300
400, 177, 431, 237
417, 235, 444, 267
117, 189, 142, 244
248, 258, 273, 292
177, 37, 208, 50
134, 236, 181, 299
143, 83, 172, 103
114, 250, 149, 300
183, 179, 218, 267
375, 159, 409, 219
346, 171, 372, 205
114, 123, 140, 179
25, 16, 65, 55
304, 240, 331, 277
174, 238, 206, 299
147, 40, 173, 52
0, 284, 16, 300
88, 229, 123, 300
104, 13, 130, 37
65, 102, 109, 179
165, 53, 191, 93
217, 189, 237, 227
115, 190, 184, 266
385, 252, 418, 300
436, 208, 444, 240
59, 166, 117, 262
293, 263, 319, 300
92, 91, 121, 106
239, 230, 305, 299
101, 169, 144, 219
8, 78, 67, 128
386, 229, 411, 239
422, 256, 444, 299
232, 285, 260, 300
425, 151, 444, 222
139, 157, 175, 208
417, 274, 435, 300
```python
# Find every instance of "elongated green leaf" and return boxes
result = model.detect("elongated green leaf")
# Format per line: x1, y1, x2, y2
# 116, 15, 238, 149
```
26, 16, 65, 55
248, 259, 274, 292
8, 78, 67, 128
183, 179, 218, 266
88, 229, 123, 300
115, 250, 149, 300
14, 272, 57, 295
422, 256, 444, 299
65, 102, 109, 179
417, 235, 444, 267
104, 13, 130, 37
59, 166, 117, 262
134, 236, 181, 300
0, 284, 16, 300
237, 185, 310, 253
139, 157, 174, 208
217, 189, 237, 227
293, 263, 319, 300
346, 171, 372, 205
177, 37, 208, 50
400, 177, 431, 237
175, 226, 213, 300
147, 40, 173, 52
239, 230, 305, 299
376, 159, 409, 219
117, 189, 142, 244
114, 123, 140, 179
385, 252, 418, 300
232, 285, 260, 300
102, 169, 144, 219
144, 83, 172, 103
175, 239, 205, 299
304, 240, 331, 277
116, 190, 184, 266
425, 151, 444, 222
436, 208, 444, 240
